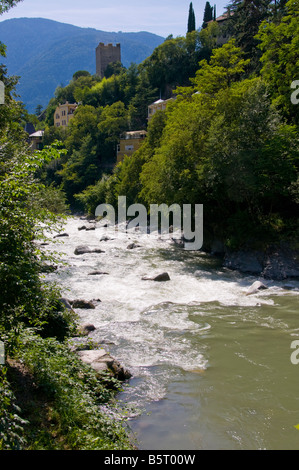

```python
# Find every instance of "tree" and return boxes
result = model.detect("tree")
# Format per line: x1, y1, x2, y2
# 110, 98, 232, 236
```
187, 2, 196, 33
223, 0, 272, 70
202, 1, 214, 28
256, 0, 299, 124
190, 39, 250, 95
35, 104, 43, 116
0, 0, 22, 14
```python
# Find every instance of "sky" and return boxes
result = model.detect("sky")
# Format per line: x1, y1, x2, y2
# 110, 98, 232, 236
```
0, 0, 229, 38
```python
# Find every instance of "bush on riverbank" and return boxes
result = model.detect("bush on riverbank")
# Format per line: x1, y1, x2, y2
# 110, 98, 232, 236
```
1, 332, 134, 450
0, 58, 134, 449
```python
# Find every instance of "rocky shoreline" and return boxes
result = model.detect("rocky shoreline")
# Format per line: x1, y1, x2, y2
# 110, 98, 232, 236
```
221, 242, 299, 281
60, 297, 132, 382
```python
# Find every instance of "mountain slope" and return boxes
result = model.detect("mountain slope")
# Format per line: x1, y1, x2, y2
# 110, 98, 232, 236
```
0, 18, 164, 113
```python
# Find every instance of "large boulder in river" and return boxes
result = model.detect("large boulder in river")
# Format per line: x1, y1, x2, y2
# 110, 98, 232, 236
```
71, 299, 96, 309
78, 323, 96, 335
77, 349, 132, 380
74, 245, 91, 255
246, 281, 268, 295
74, 245, 104, 255
54, 233, 69, 238
142, 272, 171, 282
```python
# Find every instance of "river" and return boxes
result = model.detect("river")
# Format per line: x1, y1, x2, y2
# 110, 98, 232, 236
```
44, 216, 299, 450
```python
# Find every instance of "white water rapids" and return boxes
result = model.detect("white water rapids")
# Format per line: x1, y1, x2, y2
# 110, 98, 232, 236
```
43, 216, 299, 450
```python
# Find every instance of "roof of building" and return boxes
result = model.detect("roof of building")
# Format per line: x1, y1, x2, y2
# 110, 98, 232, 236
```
208, 11, 234, 23
29, 130, 44, 138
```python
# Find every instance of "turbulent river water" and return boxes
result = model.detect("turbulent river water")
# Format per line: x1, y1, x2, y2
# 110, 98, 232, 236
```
44, 216, 299, 450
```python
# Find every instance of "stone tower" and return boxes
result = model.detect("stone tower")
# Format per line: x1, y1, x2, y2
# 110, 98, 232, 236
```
96, 42, 121, 78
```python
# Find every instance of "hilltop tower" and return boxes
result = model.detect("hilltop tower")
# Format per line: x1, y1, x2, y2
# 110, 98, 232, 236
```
96, 42, 121, 78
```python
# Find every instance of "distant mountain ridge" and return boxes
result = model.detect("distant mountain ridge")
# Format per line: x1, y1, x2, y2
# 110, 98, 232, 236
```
0, 18, 165, 113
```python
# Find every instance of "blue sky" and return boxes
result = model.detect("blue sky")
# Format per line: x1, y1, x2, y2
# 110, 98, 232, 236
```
0, 0, 229, 37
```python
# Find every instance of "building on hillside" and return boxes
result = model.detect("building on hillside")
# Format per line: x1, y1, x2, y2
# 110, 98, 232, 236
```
28, 130, 44, 151
54, 102, 78, 128
96, 42, 121, 78
116, 130, 147, 163
207, 11, 234, 45
147, 98, 174, 122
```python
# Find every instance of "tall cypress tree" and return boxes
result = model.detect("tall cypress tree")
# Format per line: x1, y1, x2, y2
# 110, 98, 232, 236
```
187, 2, 196, 33
202, 1, 214, 28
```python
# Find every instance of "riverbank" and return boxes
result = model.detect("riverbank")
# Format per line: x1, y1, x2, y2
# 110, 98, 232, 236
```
36, 215, 299, 450
207, 239, 299, 281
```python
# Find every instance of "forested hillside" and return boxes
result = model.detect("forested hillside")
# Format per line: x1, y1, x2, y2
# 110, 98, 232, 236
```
0, 0, 298, 450
0, 17, 164, 112
35, 0, 298, 252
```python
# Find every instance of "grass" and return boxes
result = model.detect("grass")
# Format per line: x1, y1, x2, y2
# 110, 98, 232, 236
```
1, 331, 136, 450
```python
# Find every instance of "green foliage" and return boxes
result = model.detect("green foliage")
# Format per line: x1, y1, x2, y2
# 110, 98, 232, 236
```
224, 0, 272, 71
202, 1, 214, 27
187, 2, 196, 33
137, 41, 298, 246
0, 131, 76, 347
139, 32, 204, 98
0, 367, 27, 450
256, 0, 299, 123
0, 0, 22, 14
75, 174, 110, 216
191, 39, 250, 94
16, 332, 134, 450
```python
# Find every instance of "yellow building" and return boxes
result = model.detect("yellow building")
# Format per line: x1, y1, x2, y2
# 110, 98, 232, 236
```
147, 98, 174, 122
117, 130, 147, 163
54, 102, 78, 128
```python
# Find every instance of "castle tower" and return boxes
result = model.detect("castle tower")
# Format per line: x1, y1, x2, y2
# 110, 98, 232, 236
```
96, 42, 121, 78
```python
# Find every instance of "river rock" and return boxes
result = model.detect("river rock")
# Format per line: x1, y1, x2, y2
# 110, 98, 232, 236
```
59, 297, 74, 310
78, 225, 96, 231
262, 244, 299, 280
142, 272, 171, 282
171, 237, 184, 247
54, 233, 69, 238
78, 323, 96, 335
74, 245, 91, 254
223, 250, 264, 274
223, 243, 299, 280
74, 246, 104, 255
246, 281, 268, 295
100, 235, 112, 241
40, 263, 58, 273
77, 349, 132, 380
127, 242, 140, 249
88, 271, 109, 275
71, 299, 96, 309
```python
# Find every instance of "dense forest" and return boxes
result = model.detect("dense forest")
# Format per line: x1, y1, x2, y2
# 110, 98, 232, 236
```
0, 0, 298, 450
